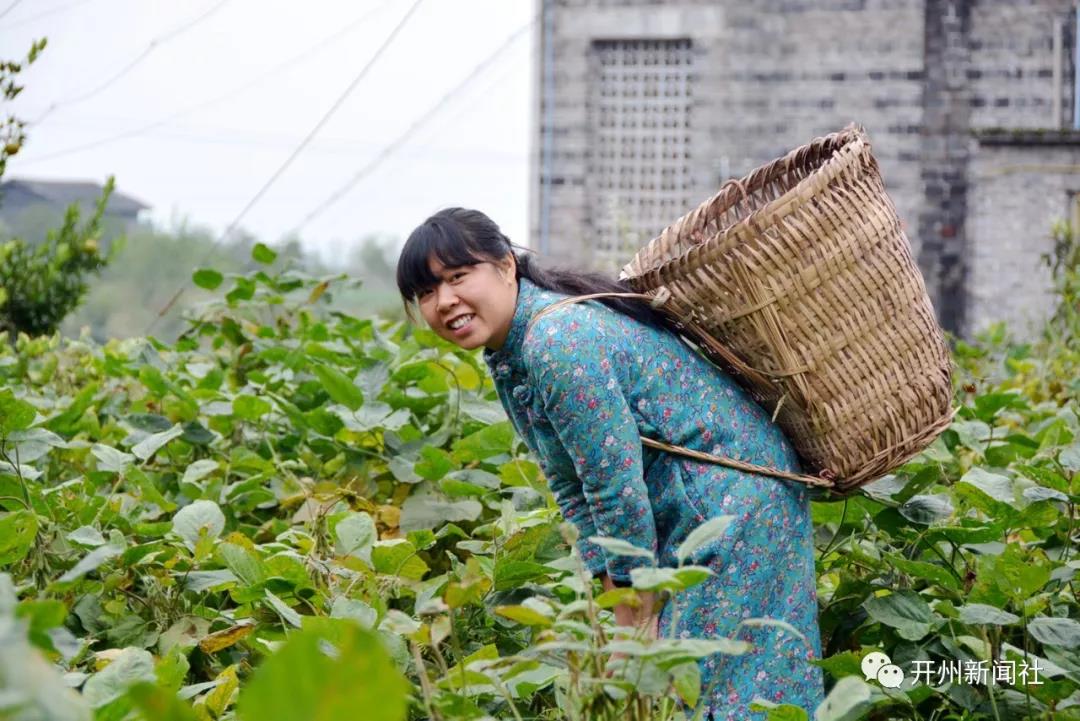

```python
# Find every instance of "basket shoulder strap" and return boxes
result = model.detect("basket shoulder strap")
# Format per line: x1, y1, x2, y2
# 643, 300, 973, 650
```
640, 436, 837, 491
524, 291, 658, 337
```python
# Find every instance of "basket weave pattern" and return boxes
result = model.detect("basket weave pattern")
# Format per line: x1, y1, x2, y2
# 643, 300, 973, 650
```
617, 124, 954, 492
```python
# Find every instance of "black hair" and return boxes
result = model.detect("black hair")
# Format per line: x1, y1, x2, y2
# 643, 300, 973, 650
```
395, 207, 682, 336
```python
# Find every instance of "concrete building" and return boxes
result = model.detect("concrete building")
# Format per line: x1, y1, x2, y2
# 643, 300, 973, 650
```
529, 0, 1080, 339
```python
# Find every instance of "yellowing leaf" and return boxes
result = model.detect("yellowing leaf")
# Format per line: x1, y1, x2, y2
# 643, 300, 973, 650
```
494, 605, 552, 627
205, 665, 240, 717
198, 623, 255, 654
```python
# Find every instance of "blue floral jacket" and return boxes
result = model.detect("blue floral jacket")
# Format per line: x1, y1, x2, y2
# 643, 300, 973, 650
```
483, 276, 825, 718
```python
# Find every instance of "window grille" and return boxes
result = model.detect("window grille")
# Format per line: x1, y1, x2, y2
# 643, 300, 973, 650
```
587, 38, 695, 274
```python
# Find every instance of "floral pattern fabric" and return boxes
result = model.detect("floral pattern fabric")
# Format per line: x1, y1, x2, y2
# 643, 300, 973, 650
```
483, 276, 825, 719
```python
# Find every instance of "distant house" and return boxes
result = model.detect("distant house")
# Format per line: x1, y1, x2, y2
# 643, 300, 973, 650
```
0, 178, 150, 237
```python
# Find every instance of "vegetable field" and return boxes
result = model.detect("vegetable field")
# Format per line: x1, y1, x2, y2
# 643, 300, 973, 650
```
1, 250, 1078, 721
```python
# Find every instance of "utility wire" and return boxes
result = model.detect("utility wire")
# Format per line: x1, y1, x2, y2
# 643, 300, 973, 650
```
16, 0, 396, 166
0, 0, 26, 21
5, 0, 94, 28
289, 12, 536, 236
29, 0, 233, 125
145, 0, 427, 333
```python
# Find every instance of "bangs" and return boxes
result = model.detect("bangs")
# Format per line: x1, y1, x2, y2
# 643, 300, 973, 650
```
396, 216, 491, 302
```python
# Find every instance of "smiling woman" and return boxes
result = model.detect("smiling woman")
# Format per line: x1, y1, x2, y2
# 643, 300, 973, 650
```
395, 207, 826, 720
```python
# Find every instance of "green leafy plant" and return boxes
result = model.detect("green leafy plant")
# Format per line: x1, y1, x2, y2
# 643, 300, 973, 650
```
0, 232, 1077, 720
0, 40, 119, 339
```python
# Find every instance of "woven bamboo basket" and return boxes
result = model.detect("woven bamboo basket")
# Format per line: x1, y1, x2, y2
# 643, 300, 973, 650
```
530, 124, 955, 499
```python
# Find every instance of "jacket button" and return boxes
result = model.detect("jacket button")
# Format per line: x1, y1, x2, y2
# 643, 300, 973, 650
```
511, 384, 533, 404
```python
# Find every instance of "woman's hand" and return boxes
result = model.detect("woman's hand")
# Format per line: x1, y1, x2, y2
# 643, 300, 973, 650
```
601, 573, 660, 635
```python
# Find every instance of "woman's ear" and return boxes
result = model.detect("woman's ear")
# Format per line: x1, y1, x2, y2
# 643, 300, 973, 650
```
497, 254, 517, 285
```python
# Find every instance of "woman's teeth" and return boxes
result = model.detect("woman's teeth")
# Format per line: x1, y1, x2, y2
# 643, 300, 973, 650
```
449, 314, 474, 330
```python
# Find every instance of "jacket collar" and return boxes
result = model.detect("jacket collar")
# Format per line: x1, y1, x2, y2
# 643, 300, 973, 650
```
483, 275, 568, 382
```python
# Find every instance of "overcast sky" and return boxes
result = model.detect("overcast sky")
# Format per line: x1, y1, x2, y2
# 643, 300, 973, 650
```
3, 0, 534, 264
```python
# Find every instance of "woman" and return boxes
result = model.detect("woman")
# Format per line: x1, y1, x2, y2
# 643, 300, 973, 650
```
396, 207, 825, 720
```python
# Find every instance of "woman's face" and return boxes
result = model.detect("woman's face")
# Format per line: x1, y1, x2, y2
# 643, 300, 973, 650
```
417, 254, 518, 351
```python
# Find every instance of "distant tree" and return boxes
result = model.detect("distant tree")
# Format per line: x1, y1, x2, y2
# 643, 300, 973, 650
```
0, 39, 118, 338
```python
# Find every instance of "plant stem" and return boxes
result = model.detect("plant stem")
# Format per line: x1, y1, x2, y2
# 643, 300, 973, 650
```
409, 641, 443, 721
980, 626, 1002, 721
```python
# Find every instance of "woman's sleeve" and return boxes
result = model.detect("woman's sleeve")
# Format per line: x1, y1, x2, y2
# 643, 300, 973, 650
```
524, 314, 658, 585
533, 454, 609, 577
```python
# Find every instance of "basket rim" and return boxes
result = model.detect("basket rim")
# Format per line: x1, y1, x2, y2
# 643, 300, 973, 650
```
619, 122, 872, 282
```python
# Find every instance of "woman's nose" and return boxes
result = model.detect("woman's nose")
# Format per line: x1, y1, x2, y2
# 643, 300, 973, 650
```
434, 282, 459, 310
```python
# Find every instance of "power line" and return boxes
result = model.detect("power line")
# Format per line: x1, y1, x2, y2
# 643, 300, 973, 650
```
4, 0, 95, 28
0, 0, 26, 21
289, 12, 537, 236
15, 0, 396, 166
29, 0, 233, 125
145, 0, 427, 334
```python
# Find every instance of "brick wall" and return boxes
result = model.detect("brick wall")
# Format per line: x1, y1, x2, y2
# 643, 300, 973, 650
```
966, 132, 1080, 339
533, 0, 1079, 338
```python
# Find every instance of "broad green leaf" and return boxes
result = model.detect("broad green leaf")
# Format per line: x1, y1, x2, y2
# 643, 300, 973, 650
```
676, 514, 735, 564
333, 512, 376, 565
992, 542, 1051, 601
493, 560, 549, 591
494, 605, 553, 627
451, 422, 514, 463
183, 569, 238, 592
1024, 485, 1070, 507
862, 590, 932, 641
749, 699, 809, 721
1028, 617, 1080, 649
897, 494, 954, 525
233, 394, 271, 421
132, 423, 184, 461
91, 443, 135, 473
66, 526, 106, 547
958, 603, 1020, 626
629, 567, 695, 592
82, 647, 155, 708
58, 543, 124, 583
672, 565, 715, 589
172, 500, 226, 551
236, 621, 408, 721
193, 268, 224, 290
372, 539, 429, 581
313, 365, 364, 411
126, 681, 198, 721
264, 590, 302, 628
813, 676, 878, 721
181, 459, 218, 486
252, 242, 277, 264
670, 660, 702, 708
595, 587, 640, 609
588, 536, 656, 560
218, 543, 268, 586
0, 389, 36, 434
399, 491, 481, 532
1059, 443, 1080, 472
414, 446, 455, 481
884, 553, 961, 591
957, 467, 1015, 504
0, 510, 38, 566
330, 597, 377, 630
